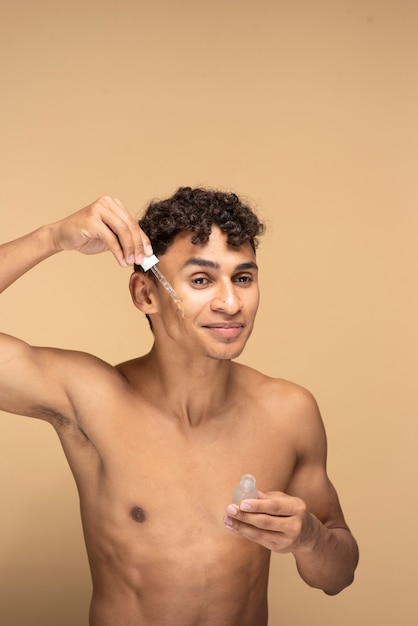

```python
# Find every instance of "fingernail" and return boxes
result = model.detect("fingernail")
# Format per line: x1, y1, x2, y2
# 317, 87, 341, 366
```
223, 516, 233, 527
145, 244, 153, 256
226, 504, 238, 516
127, 254, 134, 265
240, 502, 252, 511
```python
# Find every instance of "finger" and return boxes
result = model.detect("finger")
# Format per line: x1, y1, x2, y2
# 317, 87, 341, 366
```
133, 227, 153, 265
100, 206, 148, 266
225, 504, 284, 532
89, 219, 129, 267
111, 197, 153, 262
224, 515, 289, 552
238, 491, 304, 517
224, 503, 303, 548
80, 196, 152, 267
225, 492, 306, 532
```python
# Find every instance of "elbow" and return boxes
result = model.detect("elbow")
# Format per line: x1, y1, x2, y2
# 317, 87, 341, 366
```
322, 561, 357, 596
324, 533, 359, 595
323, 573, 355, 596
300, 566, 356, 597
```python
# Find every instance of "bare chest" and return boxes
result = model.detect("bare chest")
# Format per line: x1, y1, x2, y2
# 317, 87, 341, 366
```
71, 403, 295, 535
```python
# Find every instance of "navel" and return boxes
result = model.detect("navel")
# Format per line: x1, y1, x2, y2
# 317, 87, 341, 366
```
130, 505, 146, 523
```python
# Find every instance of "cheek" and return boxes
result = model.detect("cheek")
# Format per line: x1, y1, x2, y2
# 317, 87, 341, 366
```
175, 290, 209, 318
251, 288, 260, 312
242, 288, 259, 312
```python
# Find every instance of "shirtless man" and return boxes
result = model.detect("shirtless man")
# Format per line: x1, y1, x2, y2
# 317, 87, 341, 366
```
0, 188, 358, 626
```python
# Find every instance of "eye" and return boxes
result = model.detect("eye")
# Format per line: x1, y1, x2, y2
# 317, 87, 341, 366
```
190, 275, 212, 288
233, 274, 254, 286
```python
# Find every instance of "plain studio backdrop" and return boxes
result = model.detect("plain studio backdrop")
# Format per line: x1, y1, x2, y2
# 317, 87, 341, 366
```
1, 1, 417, 625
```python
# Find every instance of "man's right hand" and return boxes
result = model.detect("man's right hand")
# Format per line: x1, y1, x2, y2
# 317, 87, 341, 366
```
53, 195, 152, 267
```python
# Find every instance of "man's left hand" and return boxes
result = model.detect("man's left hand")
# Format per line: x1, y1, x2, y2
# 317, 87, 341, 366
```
224, 490, 320, 554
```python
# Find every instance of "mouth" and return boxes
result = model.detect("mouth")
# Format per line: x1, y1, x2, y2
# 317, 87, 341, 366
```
201, 322, 245, 339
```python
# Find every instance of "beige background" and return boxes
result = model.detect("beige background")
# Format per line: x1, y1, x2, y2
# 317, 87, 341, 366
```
1, 1, 417, 624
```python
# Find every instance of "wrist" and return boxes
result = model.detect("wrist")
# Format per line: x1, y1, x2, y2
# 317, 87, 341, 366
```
292, 513, 324, 556
40, 222, 64, 255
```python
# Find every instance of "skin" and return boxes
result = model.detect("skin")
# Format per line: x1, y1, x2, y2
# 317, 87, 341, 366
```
0, 196, 358, 626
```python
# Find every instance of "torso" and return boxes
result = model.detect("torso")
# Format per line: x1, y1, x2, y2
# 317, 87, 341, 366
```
54, 356, 300, 626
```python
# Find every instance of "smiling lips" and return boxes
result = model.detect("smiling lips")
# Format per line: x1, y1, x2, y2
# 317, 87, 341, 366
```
202, 323, 245, 338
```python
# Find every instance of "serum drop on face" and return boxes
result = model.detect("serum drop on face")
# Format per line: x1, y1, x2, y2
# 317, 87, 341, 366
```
232, 474, 258, 504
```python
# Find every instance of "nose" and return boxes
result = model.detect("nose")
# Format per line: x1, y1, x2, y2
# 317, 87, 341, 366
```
210, 281, 243, 314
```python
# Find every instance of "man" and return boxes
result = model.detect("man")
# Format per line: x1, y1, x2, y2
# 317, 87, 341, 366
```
0, 188, 358, 626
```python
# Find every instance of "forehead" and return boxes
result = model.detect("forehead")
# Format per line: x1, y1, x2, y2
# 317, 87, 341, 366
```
163, 227, 256, 266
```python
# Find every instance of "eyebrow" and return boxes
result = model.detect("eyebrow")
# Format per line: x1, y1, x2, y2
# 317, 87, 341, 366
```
181, 257, 258, 272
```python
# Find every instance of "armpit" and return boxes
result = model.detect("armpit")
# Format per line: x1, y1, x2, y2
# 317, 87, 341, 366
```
35, 406, 90, 444
34, 405, 73, 427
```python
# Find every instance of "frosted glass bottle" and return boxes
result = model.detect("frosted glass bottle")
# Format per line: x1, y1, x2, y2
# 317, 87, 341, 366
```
232, 474, 258, 504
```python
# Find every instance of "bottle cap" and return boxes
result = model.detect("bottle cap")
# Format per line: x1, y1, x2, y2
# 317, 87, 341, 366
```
241, 474, 256, 489
140, 254, 159, 272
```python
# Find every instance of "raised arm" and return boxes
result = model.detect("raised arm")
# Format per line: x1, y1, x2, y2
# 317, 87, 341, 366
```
0, 195, 151, 294
0, 195, 151, 420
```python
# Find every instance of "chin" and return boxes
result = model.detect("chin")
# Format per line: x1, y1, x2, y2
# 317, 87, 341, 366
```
196, 326, 253, 361
205, 344, 246, 361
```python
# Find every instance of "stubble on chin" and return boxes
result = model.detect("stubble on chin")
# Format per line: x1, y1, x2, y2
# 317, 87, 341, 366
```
204, 344, 246, 361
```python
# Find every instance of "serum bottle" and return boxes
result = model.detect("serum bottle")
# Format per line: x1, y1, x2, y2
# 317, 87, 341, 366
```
232, 474, 258, 504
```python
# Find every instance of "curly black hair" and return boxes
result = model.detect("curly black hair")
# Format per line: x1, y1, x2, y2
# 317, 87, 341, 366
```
134, 187, 265, 270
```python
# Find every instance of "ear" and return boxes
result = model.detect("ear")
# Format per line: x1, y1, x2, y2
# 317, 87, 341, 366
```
129, 272, 159, 314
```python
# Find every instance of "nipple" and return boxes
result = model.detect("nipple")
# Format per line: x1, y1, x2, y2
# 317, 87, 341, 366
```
232, 474, 258, 504
130, 505, 146, 523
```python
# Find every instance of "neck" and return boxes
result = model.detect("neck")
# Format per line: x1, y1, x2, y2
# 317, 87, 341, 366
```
142, 343, 237, 427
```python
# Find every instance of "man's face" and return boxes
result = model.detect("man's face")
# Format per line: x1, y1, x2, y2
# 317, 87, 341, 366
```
151, 226, 260, 361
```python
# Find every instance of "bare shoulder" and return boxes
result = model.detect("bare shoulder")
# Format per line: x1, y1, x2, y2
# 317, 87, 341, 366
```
234, 363, 325, 444
235, 362, 319, 412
